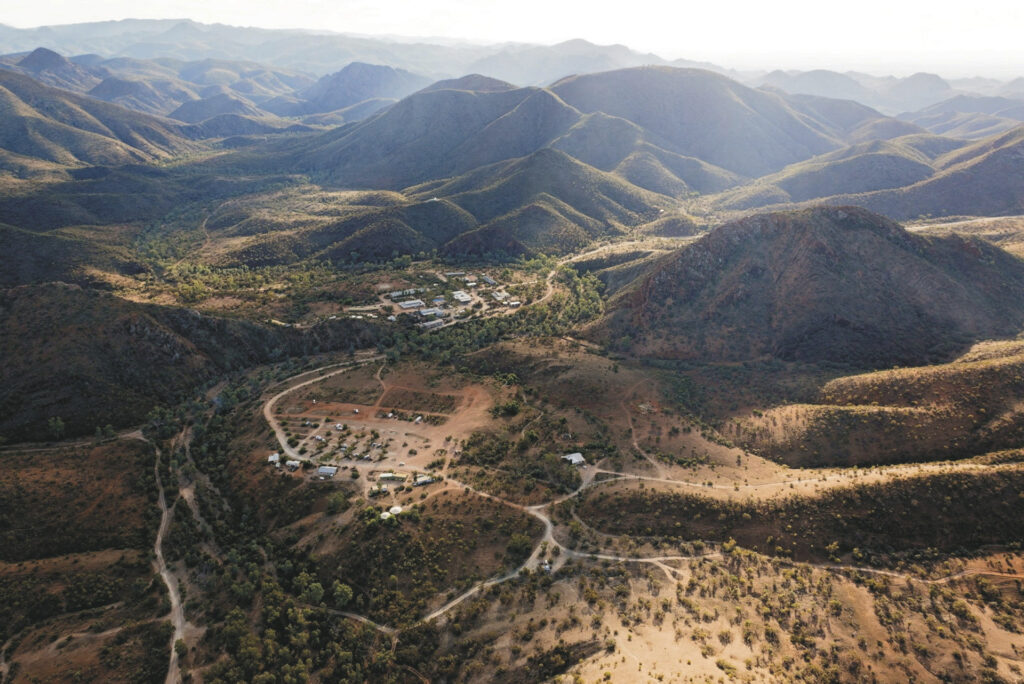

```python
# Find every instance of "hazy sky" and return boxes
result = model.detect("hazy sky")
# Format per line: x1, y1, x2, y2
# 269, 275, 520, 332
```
5, 0, 1023, 76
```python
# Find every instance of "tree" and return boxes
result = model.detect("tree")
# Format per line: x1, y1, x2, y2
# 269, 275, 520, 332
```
506, 533, 534, 563
332, 580, 353, 608
301, 581, 325, 605
326, 492, 347, 515
47, 416, 65, 440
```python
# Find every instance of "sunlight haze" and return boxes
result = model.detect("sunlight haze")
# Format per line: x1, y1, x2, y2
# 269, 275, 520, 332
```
5, 0, 1022, 76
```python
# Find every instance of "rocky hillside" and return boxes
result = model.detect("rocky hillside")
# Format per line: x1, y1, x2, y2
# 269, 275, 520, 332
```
0, 283, 383, 442
0, 69, 203, 175
598, 206, 1024, 366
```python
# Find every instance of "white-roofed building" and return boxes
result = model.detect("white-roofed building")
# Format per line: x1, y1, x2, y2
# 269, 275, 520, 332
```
562, 452, 586, 466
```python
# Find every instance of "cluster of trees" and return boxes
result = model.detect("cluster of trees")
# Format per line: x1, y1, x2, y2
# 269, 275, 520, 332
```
457, 431, 582, 503
317, 493, 540, 626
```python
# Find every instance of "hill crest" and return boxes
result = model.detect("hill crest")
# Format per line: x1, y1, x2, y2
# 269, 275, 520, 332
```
598, 206, 1024, 366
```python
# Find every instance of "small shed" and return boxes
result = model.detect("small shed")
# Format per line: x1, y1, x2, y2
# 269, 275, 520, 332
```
268, 453, 280, 464
562, 452, 586, 466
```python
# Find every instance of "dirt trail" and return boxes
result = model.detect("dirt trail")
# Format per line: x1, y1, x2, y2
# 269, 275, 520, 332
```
323, 608, 397, 636
149, 441, 186, 684
0, 427, 145, 454
175, 427, 224, 560
170, 205, 216, 270
123, 432, 187, 684
620, 380, 667, 478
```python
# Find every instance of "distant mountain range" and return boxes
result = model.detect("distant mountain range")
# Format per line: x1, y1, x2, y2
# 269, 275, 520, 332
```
1, 43, 1023, 268
3, 20, 1024, 149
0, 20, 704, 82
1, 19, 1021, 114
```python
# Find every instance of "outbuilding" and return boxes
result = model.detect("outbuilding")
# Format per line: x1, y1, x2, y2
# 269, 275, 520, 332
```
562, 452, 586, 466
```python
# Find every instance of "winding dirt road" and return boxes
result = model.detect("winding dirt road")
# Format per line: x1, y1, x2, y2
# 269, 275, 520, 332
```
150, 442, 186, 684
121, 432, 187, 684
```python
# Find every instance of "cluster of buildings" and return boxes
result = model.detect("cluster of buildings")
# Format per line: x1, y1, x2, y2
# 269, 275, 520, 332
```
382, 271, 524, 331
268, 453, 303, 472
378, 471, 435, 486
369, 471, 436, 496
